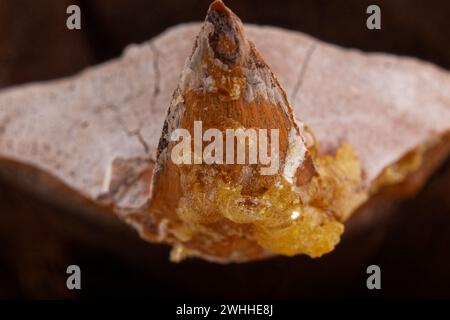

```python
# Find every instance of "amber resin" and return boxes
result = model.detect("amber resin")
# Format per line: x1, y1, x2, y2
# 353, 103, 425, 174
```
169, 141, 367, 260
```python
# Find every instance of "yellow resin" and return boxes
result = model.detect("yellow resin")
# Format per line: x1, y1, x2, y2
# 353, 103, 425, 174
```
174, 143, 367, 258
370, 145, 424, 193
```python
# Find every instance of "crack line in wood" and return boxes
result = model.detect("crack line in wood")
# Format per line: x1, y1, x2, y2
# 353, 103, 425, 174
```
104, 103, 150, 154
290, 43, 317, 104
149, 42, 161, 97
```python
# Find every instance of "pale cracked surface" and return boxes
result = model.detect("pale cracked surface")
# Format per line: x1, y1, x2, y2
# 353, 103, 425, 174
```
0, 23, 449, 234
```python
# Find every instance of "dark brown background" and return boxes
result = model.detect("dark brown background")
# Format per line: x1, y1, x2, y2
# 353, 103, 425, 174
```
0, 0, 449, 299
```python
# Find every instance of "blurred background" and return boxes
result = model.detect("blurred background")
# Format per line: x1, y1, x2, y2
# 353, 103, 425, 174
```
0, 0, 450, 299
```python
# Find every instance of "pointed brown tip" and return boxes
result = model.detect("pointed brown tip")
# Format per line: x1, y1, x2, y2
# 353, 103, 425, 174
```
205, 0, 245, 66
206, 0, 239, 29
209, 0, 229, 13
